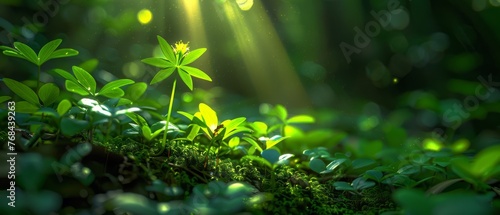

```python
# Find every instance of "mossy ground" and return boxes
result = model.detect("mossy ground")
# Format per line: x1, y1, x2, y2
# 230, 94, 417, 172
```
0, 131, 398, 214
100, 135, 398, 214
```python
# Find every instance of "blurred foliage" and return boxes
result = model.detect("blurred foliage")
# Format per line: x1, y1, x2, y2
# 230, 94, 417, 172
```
1, 0, 500, 214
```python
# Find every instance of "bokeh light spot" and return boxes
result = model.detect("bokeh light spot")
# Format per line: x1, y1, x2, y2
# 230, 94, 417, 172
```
137, 9, 152, 25
237, 0, 254, 11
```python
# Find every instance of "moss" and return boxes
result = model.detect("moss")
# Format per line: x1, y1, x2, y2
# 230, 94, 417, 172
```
96, 139, 398, 214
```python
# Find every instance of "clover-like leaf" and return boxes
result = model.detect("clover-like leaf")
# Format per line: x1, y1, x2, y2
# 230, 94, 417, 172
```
49, 48, 79, 59
98, 79, 134, 98
72, 66, 96, 94
65, 80, 90, 96
14, 42, 38, 65
38, 39, 62, 65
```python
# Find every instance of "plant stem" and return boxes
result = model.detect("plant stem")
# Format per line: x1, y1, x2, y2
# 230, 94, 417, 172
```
37, 65, 41, 92
160, 79, 177, 154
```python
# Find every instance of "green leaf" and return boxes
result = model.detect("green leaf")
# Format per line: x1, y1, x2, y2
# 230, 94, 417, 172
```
322, 158, 348, 174
287, 115, 315, 124
49, 48, 79, 59
265, 135, 288, 149
14, 42, 38, 65
364, 170, 383, 182
186, 124, 201, 141
61, 118, 89, 136
199, 103, 218, 131
309, 158, 326, 173
251, 121, 268, 135
98, 79, 134, 97
99, 89, 125, 98
393, 189, 432, 215
15, 101, 39, 113
157, 35, 176, 63
471, 144, 500, 179
351, 177, 375, 190
38, 83, 59, 106
272, 105, 287, 122
57, 99, 72, 116
0, 45, 17, 52
242, 136, 263, 153
65, 80, 89, 96
142, 57, 172, 68
72, 66, 96, 94
228, 137, 240, 148
2, 50, 26, 60
180, 66, 212, 81
178, 111, 195, 121
150, 67, 175, 84
78, 58, 99, 73
52, 69, 78, 83
333, 181, 355, 191
126, 113, 148, 127
261, 149, 280, 164
178, 70, 193, 90
142, 126, 153, 141
222, 117, 246, 137
397, 165, 421, 175
181, 48, 206, 65
351, 158, 376, 170
0, 96, 11, 104
3, 78, 40, 105
38, 39, 62, 65
125, 82, 147, 101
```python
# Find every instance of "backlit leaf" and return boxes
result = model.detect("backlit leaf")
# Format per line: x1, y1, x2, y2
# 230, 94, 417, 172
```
181, 48, 206, 65
180, 66, 212, 81
199, 103, 218, 131
72, 66, 96, 94
65, 80, 89, 96
98, 79, 134, 97
3, 78, 39, 105
142, 57, 172, 68
49, 48, 79, 59
57, 99, 72, 116
287, 115, 315, 124
157, 35, 176, 63
38, 39, 62, 65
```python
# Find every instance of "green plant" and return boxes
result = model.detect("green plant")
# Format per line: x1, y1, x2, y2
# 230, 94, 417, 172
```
0, 39, 78, 91
53, 66, 134, 99
179, 103, 250, 165
142, 36, 212, 154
